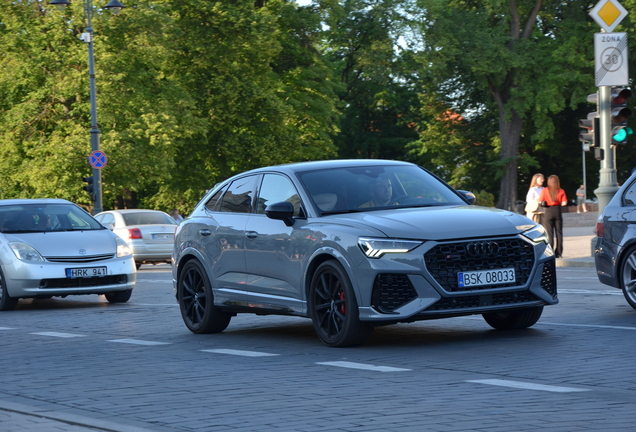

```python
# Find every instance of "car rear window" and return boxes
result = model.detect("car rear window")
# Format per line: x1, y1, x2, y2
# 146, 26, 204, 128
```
122, 212, 176, 226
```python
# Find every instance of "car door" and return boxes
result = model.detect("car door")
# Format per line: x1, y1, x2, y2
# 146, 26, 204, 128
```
199, 176, 257, 300
244, 173, 307, 312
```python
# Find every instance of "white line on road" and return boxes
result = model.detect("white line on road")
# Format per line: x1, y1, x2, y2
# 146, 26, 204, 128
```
559, 289, 620, 295
107, 339, 170, 346
316, 361, 411, 372
30, 332, 85, 338
0, 327, 16, 330
201, 349, 279, 357
538, 321, 636, 331
468, 379, 589, 393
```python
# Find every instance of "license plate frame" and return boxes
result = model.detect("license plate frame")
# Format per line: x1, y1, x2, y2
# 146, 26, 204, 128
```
66, 266, 107, 279
457, 268, 516, 288
151, 233, 173, 240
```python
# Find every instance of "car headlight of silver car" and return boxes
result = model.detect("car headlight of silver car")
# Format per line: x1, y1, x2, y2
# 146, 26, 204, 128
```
116, 236, 133, 257
358, 237, 423, 258
521, 224, 549, 244
9, 242, 44, 262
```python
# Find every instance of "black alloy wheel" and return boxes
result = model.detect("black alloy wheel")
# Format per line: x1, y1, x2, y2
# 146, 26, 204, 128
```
619, 246, 636, 310
309, 260, 372, 347
0, 268, 18, 311
482, 306, 544, 330
178, 259, 231, 334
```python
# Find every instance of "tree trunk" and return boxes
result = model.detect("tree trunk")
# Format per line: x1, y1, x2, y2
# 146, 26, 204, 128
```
496, 107, 523, 209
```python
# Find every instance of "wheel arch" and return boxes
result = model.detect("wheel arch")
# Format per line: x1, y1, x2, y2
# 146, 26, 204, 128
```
304, 249, 361, 311
616, 241, 636, 288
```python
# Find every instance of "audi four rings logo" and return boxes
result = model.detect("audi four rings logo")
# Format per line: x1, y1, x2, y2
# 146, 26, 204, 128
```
466, 241, 499, 256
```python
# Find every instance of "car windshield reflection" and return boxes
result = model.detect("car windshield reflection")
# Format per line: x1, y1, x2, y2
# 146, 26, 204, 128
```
0, 204, 103, 233
298, 165, 466, 214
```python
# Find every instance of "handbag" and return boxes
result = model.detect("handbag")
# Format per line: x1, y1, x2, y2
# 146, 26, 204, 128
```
524, 200, 540, 213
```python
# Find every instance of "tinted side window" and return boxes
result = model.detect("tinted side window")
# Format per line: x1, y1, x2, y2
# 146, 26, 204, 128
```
623, 179, 636, 205
220, 176, 256, 213
256, 174, 302, 216
205, 187, 225, 211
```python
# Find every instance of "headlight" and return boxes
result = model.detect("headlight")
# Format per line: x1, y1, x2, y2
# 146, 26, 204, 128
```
522, 224, 549, 244
9, 242, 44, 262
358, 237, 423, 258
116, 236, 132, 257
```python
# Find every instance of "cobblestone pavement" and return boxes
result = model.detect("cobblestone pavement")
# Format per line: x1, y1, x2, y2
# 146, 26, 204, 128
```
2, 258, 636, 431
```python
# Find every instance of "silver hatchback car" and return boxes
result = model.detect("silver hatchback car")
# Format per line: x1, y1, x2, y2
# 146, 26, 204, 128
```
173, 160, 557, 347
0, 199, 136, 311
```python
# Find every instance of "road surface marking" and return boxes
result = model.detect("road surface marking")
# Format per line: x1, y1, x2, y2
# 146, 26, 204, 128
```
30, 332, 85, 338
539, 321, 636, 331
0, 327, 16, 330
107, 339, 170, 346
468, 379, 589, 393
201, 349, 279, 357
317, 361, 411, 372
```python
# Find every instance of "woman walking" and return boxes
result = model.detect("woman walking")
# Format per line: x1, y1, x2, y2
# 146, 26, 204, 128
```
525, 173, 545, 223
539, 175, 568, 258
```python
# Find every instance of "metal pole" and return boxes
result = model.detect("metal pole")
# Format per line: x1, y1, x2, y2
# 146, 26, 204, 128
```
85, 0, 103, 214
582, 144, 586, 200
594, 85, 619, 214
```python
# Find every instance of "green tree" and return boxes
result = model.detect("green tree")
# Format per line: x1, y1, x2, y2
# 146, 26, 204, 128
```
410, 0, 595, 208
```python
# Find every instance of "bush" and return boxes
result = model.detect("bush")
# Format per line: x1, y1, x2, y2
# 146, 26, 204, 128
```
473, 190, 495, 207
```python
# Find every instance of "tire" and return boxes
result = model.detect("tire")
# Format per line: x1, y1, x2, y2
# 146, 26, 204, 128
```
0, 269, 18, 311
105, 289, 133, 303
309, 260, 372, 347
482, 306, 543, 330
135, 262, 142, 270
178, 259, 231, 334
619, 246, 636, 310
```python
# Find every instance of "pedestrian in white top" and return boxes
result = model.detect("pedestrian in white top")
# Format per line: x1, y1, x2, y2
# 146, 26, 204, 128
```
525, 173, 545, 223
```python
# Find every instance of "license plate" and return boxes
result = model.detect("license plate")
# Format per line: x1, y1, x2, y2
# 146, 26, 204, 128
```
66, 267, 107, 279
151, 233, 173, 240
457, 268, 515, 288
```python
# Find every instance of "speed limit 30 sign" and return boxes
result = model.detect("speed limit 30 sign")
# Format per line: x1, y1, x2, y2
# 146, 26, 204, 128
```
595, 32, 628, 86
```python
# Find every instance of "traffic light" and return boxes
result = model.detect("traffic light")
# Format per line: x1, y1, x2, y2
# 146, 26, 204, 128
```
611, 87, 632, 145
579, 112, 600, 148
82, 176, 95, 201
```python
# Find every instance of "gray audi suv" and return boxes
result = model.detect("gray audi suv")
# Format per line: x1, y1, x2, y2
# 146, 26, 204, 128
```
172, 160, 557, 347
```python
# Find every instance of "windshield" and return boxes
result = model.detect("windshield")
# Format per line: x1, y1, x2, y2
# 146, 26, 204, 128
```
298, 165, 466, 214
0, 203, 103, 233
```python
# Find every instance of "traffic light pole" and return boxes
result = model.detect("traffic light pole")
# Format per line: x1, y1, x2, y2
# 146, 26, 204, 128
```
594, 85, 620, 214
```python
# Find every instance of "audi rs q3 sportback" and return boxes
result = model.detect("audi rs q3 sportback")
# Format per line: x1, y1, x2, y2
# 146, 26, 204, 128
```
172, 160, 557, 347
0, 199, 136, 311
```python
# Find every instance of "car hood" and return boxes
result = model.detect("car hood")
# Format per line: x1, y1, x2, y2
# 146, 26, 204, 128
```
326, 205, 534, 240
5, 229, 116, 257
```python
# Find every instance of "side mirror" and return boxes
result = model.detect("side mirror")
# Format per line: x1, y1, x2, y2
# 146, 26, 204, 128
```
102, 222, 114, 231
458, 190, 476, 205
265, 201, 295, 226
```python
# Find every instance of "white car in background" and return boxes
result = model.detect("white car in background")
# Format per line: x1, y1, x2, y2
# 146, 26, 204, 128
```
95, 209, 177, 269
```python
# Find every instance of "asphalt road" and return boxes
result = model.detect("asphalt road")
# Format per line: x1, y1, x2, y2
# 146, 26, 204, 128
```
1, 264, 635, 432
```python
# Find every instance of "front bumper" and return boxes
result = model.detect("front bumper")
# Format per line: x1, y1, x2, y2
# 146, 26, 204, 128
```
356, 236, 557, 322
4, 257, 136, 298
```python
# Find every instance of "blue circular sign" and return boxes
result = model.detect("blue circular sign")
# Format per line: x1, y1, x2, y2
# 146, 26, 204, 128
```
89, 150, 108, 169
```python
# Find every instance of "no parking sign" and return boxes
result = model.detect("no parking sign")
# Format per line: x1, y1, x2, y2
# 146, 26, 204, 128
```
89, 150, 108, 169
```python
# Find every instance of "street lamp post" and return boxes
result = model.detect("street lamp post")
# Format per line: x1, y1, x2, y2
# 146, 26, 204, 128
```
48, 0, 126, 215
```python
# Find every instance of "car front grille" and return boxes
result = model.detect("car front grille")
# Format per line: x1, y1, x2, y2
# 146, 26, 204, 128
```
372, 274, 418, 312
39, 275, 128, 289
541, 259, 557, 299
425, 291, 540, 312
45, 254, 115, 263
424, 238, 535, 292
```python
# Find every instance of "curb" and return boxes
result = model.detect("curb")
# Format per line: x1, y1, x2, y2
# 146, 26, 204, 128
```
556, 259, 595, 268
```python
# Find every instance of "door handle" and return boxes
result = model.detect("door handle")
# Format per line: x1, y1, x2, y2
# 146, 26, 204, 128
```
245, 231, 258, 239
199, 229, 211, 236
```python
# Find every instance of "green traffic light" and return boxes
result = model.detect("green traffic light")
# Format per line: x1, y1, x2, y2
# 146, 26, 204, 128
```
613, 127, 634, 142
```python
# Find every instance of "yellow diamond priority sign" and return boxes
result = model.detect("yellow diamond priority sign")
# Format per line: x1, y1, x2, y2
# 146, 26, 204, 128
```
590, 0, 628, 32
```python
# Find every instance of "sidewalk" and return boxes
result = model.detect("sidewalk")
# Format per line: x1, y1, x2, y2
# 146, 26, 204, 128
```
558, 211, 597, 268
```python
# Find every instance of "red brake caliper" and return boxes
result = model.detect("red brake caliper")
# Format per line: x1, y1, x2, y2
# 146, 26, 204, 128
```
339, 288, 346, 315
